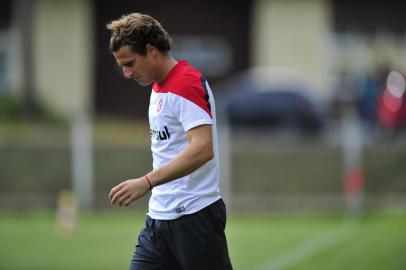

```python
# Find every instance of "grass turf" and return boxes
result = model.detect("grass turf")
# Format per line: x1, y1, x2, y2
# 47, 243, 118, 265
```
0, 210, 405, 270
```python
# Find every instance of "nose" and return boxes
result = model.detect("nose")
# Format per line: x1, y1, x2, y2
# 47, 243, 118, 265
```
123, 67, 133, 79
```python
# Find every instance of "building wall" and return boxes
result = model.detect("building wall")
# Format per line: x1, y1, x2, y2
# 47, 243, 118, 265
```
252, 0, 332, 97
7, 0, 406, 117
33, 0, 93, 116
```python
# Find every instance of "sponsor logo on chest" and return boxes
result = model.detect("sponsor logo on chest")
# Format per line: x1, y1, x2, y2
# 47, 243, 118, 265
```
150, 125, 171, 141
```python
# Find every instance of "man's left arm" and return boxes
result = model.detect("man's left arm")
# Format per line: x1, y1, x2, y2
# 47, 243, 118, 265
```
109, 124, 213, 206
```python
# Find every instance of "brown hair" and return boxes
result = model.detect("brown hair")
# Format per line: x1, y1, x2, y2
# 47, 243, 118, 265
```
106, 13, 172, 55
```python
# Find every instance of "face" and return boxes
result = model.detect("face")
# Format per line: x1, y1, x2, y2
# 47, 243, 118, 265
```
113, 45, 157, 86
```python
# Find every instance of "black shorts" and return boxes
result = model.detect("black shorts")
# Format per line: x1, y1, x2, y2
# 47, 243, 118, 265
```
130, 199, 233, 270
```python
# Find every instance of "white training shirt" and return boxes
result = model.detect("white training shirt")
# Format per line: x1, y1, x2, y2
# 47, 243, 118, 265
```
147, 60, 221, 220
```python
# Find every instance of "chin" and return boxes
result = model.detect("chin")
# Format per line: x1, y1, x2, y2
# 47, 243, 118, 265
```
138, 81, 152, 87
137, 80, 154, 87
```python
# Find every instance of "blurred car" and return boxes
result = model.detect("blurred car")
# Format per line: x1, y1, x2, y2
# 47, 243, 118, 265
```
224, 90, 325, 133
217, 68, 327, 135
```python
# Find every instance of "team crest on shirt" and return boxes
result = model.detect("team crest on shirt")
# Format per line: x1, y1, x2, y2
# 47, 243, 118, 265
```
157, 99, 163, 113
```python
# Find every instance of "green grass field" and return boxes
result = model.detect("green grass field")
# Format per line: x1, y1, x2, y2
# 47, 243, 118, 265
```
1, 121, 406, 269
1, 210, 405, 270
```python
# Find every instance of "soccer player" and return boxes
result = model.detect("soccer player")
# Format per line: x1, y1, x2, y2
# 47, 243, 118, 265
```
107, 13, 233, 270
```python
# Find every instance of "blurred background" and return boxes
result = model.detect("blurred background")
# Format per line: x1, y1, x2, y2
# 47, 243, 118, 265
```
1, 0, 406, 269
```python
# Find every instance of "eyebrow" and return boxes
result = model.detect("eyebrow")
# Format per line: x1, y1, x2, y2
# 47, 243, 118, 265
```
121, 60, 134, 67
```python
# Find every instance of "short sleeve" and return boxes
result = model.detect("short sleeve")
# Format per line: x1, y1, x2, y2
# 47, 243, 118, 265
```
168, 93, 213, 132
180, 95, 212, 131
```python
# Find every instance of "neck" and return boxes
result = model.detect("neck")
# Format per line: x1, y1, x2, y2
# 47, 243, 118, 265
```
156, 55, 177, 85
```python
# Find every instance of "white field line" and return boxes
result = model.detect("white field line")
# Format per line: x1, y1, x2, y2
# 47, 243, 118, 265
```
256, 221, 358, 270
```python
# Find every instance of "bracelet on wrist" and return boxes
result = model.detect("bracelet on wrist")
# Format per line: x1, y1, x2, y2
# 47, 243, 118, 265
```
144, 175, 153, 190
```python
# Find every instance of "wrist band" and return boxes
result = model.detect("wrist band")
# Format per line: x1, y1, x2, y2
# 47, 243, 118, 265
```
144, 175, 153, 190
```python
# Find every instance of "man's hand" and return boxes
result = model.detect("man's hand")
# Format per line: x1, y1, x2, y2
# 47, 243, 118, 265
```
109, 178, 150, 206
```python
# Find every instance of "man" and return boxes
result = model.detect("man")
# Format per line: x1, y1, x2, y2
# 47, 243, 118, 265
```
107, 13, 233, 270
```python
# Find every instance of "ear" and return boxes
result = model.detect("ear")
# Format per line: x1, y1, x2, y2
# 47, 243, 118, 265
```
146, 44, 158, 58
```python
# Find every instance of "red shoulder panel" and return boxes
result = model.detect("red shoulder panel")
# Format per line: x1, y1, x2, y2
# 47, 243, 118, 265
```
153, 61, 212, 117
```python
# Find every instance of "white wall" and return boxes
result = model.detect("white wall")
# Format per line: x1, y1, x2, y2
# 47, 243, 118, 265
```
252, 0, 332, 97
33, 0, 93, 116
